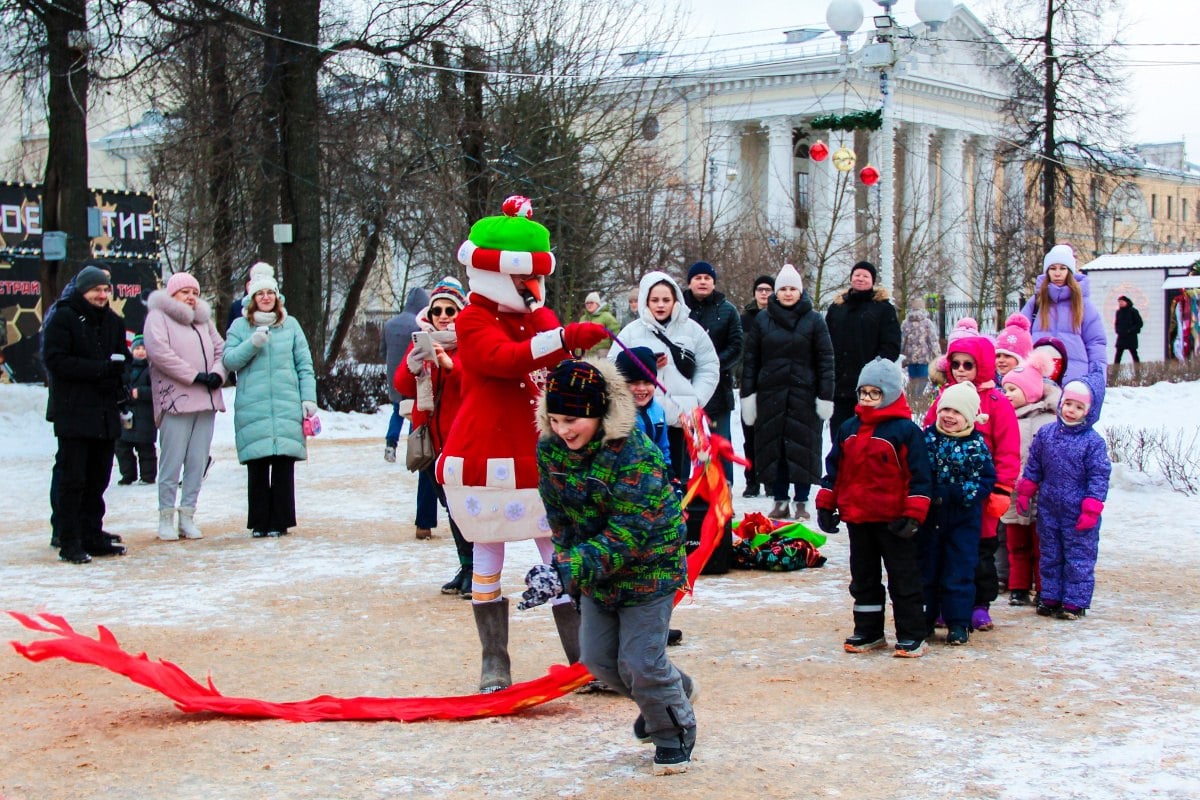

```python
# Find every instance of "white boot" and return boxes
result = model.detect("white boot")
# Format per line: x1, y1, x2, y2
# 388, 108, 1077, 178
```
178, 506, 204, 539
157, 508, 179, 541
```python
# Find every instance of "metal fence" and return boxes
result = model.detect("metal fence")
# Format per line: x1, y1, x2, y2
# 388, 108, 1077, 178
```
934, 297, 1024, 342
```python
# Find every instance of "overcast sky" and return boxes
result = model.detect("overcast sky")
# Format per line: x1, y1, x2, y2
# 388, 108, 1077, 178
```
675, 0, 1200, 161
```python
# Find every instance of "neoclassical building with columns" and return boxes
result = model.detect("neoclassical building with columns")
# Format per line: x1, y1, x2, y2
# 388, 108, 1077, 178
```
616, 5, 1200, 312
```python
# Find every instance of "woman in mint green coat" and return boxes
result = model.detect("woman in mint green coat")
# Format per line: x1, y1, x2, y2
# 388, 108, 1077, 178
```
223, 263, 317, 537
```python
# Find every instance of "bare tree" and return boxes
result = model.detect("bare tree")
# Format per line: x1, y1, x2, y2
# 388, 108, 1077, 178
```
991, 0, 1129, 253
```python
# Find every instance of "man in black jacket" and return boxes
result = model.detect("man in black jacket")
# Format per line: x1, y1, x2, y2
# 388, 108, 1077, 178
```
41, 265, 131, 563
824, 261, 902, 437
683, 261, 743, 481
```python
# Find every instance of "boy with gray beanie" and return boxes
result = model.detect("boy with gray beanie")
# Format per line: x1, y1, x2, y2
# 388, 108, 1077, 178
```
816, 358, 933, 657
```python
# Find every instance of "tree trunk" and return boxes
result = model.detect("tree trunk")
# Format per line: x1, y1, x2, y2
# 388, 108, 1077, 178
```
323, 207, 386, 370
277, 0, 325, 368
38, 0, 90, 301
460, 45, 489, 223
205, 28, 237, 321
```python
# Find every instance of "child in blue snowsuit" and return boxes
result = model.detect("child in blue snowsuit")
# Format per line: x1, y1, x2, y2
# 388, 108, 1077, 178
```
920, 382, 996, 646
615, 346, 673, 474
1016, 362, 1111, 620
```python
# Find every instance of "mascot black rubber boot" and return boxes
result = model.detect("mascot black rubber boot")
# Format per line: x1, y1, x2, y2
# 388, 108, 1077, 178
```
551, 602, 582, 664
473, 597, 512, 693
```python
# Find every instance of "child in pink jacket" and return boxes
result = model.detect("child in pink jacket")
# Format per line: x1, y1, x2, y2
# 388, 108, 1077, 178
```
923, 332, 1019, 631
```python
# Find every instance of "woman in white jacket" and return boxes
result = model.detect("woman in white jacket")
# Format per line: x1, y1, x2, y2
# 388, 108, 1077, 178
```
610, 271, 719, 482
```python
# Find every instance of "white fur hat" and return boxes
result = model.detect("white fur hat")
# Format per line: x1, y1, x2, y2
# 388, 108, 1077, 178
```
245, 261, 279, 300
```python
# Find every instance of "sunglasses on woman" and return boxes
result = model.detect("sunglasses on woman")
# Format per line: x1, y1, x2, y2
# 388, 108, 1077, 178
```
430, 306, 458, 318
950, 359, 975, 370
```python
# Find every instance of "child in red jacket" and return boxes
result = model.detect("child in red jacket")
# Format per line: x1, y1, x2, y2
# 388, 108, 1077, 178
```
923, 333, 1020, 631
817, 358, 932, 657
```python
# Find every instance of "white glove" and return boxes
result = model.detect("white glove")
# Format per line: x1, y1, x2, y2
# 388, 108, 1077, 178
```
406, 349, 425, 375
250, 328, 269, 348
302, 401, 318, 419
815, 399, 834, 420
741, 394, 757, 426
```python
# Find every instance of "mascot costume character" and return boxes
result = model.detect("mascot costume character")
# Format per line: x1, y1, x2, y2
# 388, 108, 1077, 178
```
438, 195, 609, 692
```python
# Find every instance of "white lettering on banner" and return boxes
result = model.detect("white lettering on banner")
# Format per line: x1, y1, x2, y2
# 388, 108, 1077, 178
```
138, 213, 154, 239
0, 204, 44, 236
118, 213, 136, 239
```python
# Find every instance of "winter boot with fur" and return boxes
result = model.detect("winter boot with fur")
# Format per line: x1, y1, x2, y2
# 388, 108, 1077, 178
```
177, 506, 204, 539
472, 597, 512, 693
157, 508, 179, 541
767, 500, 791, 520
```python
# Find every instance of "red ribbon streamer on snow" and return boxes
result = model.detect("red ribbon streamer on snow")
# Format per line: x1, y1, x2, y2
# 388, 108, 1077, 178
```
6, 439, 739, 722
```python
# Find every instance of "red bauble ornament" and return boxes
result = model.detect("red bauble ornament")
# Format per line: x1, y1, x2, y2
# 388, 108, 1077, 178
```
860, 164, 880, 185
809, 140, 829, 162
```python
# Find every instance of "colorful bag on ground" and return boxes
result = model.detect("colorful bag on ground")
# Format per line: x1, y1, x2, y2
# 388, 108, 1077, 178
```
731, 512, 827, 571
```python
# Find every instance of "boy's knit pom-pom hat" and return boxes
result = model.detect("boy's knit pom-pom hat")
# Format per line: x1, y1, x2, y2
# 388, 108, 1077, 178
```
456, 195, 555, 277
994, 312, 1033, 360
615, 346, 658, 383
544, 359, 608, 419
856, 357, 904, 407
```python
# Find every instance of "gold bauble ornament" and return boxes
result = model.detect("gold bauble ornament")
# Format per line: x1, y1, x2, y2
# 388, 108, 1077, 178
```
832, 146, 856, 172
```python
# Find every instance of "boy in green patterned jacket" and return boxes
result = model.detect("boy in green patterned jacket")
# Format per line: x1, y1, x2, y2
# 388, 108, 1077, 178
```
519, 358, 697, 775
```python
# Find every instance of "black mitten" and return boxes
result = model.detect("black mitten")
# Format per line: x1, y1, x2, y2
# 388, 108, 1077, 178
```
517, 563, 565, 610
887, 517, 920, 539
816, 508, 840, 534
197, 372, 223, 390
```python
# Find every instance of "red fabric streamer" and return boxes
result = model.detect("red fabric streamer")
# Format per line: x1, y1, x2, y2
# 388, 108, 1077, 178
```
7, 473, 735, 722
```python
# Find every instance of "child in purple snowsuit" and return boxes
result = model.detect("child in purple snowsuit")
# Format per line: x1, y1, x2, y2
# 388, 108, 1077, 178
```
1016, 362, 1111, 620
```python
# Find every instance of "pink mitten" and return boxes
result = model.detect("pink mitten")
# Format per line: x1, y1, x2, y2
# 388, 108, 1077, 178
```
1075, 497, 1104, 530
1015, 478, 1038, 516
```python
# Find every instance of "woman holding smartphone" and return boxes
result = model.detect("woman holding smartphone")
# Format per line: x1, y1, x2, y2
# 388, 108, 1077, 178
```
223, 263, 317, 538
394, 277, 470, 592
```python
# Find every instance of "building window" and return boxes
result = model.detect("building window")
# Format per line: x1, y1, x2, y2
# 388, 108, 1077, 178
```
795, 170, 810, 230
1062, 181, 1074, 209
1168, 196, 1173, 220
1152, 194, 1158, 218
1184, 198, 1189, 222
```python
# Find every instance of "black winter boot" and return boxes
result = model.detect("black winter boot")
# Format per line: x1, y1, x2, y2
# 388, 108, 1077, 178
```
472, 598, 512, 693
551, 602, 582, 664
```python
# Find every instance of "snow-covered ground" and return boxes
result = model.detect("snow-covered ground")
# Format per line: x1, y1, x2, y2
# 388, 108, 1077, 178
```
1, 381, 1199, 799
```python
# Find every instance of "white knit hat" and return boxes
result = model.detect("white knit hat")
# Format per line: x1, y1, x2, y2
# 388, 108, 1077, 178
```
1043, 244, 1077, 273
584, 291, 601, 306
774, 263, 803, 292
245, 262, 279, 299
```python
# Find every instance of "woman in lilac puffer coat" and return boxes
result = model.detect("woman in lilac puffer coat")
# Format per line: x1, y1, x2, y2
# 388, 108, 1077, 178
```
1019, 244, 1107, 385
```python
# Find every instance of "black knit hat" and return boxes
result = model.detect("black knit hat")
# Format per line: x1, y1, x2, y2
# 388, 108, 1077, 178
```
544, 360, 609, 418
851, 261, 877, 283
752, 274, 775, 291
615, 346, 657, 383
688, 261, 717, 281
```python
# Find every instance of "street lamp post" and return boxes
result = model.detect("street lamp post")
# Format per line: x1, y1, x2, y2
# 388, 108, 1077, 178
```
824, 0, 952, 294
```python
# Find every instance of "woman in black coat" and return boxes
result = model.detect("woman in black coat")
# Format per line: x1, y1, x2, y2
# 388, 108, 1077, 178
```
739, 265, 835, 521
1114, 295, 1143, 365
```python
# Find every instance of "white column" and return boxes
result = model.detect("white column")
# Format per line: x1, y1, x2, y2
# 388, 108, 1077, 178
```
708, 122, 741, 226
902, 123, 933, 244
764, 116, 794, 231
939, 129, 969, 296
972, 137, 998, 294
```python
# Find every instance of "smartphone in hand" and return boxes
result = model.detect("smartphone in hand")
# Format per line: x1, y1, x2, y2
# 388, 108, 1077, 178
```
411, 331, 434, 359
